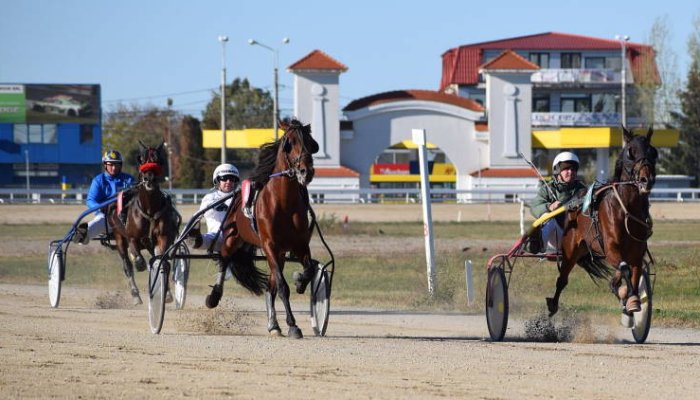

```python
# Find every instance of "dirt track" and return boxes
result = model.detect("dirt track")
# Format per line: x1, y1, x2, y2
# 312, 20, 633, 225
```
2, 283, 700, 399
3, 203, 700, 398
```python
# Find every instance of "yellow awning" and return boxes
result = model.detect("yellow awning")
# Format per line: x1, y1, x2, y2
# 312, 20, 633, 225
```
532, 127, 679, 149
391, 140, 438, 149
202, 128, 281, 149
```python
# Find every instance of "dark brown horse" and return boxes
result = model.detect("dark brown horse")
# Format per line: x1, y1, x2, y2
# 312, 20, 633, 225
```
109, 142, 179, 305
205, 118, 319, 339
546, 126, 657, 317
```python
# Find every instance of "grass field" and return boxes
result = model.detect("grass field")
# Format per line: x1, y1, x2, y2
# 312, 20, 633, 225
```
2, 219, 699, 328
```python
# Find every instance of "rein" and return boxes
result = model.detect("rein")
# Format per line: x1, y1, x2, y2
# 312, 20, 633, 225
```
592, 182, 653, 242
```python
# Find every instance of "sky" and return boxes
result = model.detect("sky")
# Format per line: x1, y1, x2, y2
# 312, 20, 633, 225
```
2, 0, 698, 120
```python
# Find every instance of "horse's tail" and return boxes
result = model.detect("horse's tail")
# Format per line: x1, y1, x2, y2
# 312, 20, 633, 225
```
226, 247, 268, 295
576, 254, 612, 282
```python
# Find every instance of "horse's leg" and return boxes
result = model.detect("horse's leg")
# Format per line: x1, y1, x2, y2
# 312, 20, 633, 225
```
128, 239, 147, 272
625, 262, 642, 313
265, 248, 302, 339
205, 259, 226, 309
292, 250, 315, 295
546, 261, 574, 317
115, 236, 142, 305
265, 284, 281, 336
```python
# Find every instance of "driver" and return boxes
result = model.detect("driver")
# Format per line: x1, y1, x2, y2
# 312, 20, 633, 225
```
73, 150, 135, 244
188, 163, 241, 252
529, 151, 586, 254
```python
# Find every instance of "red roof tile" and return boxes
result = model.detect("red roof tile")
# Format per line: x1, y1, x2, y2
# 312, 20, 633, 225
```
343, 89, 484, 112
440, 32, 658, 90
480, 50, 540, 71
470, 167, 539, 178
314, 165, 360, 178
288, 50, 348, 72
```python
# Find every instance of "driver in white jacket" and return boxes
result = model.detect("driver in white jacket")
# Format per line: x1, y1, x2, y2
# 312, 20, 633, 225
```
189, 163, 240, 252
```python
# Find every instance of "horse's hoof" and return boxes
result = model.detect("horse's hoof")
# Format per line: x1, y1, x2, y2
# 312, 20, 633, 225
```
620, 312, 634, 328
288, 326, 303, 339
269, 328, 283, 337
626, 295, 641, 313
293, 271, 309, 294
165, 290, 173, 304
205, 285, 222, 309
132, 295, 143, 306
134, 256, 146, 272
546, 297, 558, 317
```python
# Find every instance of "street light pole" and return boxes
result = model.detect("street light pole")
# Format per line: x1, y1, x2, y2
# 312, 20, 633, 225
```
166, 98, 173, 191
218, 35, 229, 163
248, 37, 290, 141
616, 34, 630, 127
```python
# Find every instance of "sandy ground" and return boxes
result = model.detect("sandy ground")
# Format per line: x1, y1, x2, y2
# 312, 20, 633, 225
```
2, 203, 700, 399
2, 284, 700, 399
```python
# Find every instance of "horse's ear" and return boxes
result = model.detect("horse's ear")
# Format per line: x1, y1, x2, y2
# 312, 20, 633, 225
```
301, 124, 319, 154
621, 125, 634, 145
278, 119, 289, 138
646, 126, 654, 141
138, 139, 147, 149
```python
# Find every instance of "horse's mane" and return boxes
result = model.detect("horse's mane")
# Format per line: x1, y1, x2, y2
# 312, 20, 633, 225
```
250, 141, 280, 185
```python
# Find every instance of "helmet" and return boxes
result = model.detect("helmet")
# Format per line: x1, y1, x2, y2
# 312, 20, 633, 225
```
212, 163, 240, 185
102, 150, 123, 164
552, 151, 579, 174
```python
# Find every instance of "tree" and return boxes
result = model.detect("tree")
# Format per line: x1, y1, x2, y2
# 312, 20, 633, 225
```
201, 77, 273, 175
643, 15, 682, 127
663, 14, 700, 186
176, 116, 206, 188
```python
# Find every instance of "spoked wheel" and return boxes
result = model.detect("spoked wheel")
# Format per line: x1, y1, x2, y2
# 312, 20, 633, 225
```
172, 243, 190, 310
309, 263, 331, 337
47, 241, 64, 308
631, 269, 653, 343
148, 257, 169, 334
485, 259, 509, 341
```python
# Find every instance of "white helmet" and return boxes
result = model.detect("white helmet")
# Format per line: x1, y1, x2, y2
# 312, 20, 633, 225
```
552, 151, 580, 174
212, 163, 240, 185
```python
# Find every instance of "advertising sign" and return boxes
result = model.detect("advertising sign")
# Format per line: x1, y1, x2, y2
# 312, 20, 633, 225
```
0, 84, 100, 124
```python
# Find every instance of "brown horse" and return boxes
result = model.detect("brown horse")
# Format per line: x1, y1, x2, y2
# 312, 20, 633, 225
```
205, 118, 319, 339
546, 126, 657, 317
109, 142, 179, 305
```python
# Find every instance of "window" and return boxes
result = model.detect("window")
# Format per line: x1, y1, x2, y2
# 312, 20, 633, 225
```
529, 53, 550, 68
561, 53, 581, 68
13, 125, 28, 144
561, 95, 591, 112
606, 56, 622, 70
533, 94, 550, 112
80, 124, 94, 144
43, 125, 57, 143
592, 94, 616, 113
585, 57, 605, 69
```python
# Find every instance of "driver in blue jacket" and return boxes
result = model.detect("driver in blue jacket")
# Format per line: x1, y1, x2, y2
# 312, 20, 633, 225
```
73, 150, 135, 244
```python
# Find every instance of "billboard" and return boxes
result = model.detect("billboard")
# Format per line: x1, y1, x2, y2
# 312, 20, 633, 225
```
0, 84, 100, 124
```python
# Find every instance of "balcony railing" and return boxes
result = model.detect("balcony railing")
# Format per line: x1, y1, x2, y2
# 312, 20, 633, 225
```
531, 112, 622, 127
531, 68, 628, 85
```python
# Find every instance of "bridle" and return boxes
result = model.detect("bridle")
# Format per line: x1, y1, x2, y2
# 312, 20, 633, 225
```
271, 127, 313, 185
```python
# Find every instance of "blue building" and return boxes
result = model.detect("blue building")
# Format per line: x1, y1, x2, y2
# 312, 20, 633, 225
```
0, 84, 102, 188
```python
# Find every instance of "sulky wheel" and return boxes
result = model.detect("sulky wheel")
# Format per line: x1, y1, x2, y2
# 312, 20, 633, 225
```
148, 257, 169, 334
172, 243, 190, 310
47, 241, 64, 308
631, 269, 653, 344
309, 263, 331, 337
485, 258, 509, 341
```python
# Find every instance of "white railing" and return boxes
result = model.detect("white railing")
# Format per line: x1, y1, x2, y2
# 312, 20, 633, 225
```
531, 68, 624, 85
2, 187, 699, 205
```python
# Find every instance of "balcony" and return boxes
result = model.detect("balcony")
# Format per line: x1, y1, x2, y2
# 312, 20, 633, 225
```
532, 112, 621, 127
531, 68, 628, 86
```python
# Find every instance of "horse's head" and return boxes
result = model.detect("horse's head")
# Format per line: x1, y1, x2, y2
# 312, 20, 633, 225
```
278, 119, 319, 186
616, 126, 658, 194
137, 141, 165, 191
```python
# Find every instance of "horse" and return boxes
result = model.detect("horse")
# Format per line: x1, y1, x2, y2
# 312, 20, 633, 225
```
546, 126, 657, 317
205, 118, 320, 339
108, 141, 179, 305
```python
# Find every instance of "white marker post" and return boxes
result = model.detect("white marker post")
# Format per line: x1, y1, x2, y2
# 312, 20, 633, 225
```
412, 129, 437, 295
